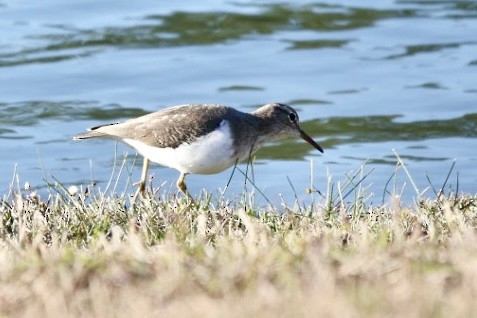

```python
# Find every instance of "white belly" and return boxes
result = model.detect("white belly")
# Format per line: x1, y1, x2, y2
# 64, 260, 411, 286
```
123, 120, 237, 175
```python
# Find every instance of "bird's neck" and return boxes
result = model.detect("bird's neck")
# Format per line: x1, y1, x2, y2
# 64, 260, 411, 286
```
226, 112, 278, 162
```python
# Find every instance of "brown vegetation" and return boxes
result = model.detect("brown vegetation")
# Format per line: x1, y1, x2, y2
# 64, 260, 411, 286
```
1, 187, 477, 317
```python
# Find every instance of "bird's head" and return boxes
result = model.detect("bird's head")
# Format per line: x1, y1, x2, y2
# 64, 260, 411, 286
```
253, 103, 324, 153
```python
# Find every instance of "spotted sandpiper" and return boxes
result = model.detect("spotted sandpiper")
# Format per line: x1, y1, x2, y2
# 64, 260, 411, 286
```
74, 103, 324, 197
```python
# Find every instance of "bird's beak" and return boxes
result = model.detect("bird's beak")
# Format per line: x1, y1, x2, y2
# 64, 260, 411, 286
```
299, 129, 324, 153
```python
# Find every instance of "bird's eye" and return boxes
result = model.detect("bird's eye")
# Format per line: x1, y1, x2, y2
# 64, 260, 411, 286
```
288, 112, 297, 122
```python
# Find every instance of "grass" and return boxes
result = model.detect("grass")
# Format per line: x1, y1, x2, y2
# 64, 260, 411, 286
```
1, 164, 477, 317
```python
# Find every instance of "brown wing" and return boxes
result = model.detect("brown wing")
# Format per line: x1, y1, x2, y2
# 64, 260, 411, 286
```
87, 104, 235, 149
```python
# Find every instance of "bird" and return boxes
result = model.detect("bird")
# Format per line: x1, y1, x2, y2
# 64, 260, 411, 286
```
74, 102, 324, 198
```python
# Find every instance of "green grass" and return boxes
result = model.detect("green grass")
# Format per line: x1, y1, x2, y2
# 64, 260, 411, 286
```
1, 172, 477, 317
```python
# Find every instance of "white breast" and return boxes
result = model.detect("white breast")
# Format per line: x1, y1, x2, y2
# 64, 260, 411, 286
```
123, 120, 237, 175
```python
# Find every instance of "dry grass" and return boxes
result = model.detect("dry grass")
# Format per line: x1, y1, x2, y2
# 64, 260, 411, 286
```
1, 182, 477, 318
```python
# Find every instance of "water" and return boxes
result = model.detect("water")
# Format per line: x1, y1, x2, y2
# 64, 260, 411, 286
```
1, 0, 476, 205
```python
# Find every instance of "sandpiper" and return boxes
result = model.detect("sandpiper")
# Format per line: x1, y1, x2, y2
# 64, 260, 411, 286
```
74, 103, 324, 197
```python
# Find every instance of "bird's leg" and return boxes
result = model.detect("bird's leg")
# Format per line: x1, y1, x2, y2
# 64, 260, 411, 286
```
176, 172, 188, 196
139, 157, 150, 194
133, 157, 150, 199
176, 172, 194, 202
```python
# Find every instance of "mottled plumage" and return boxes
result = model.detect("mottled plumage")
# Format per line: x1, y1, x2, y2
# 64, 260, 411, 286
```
74, 103, 323, 197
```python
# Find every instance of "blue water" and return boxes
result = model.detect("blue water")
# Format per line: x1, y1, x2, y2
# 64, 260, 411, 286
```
1, 0, 476, 205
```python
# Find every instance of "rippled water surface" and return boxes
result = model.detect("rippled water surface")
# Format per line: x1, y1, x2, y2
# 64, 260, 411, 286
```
1, 0, 476, 204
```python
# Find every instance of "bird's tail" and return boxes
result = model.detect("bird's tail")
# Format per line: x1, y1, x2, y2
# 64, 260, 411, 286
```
73, 123, 119, 140
73, 130, 107, 140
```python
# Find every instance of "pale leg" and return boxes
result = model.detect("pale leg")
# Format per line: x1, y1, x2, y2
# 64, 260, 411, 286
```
139, 157, 150, 193
133, 157, 150, 199
176, 172, 188, 195
176, 172, 195, 202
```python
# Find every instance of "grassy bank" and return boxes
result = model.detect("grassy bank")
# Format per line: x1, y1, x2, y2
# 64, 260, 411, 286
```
1, 183, 477, 317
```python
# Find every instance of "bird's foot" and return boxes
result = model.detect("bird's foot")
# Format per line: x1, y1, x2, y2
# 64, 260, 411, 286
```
132, 180, 146, 193
131, 157, 151, 203
131, 179, 150, 205
179, 187, 197, 207
176, 173, 197, 206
